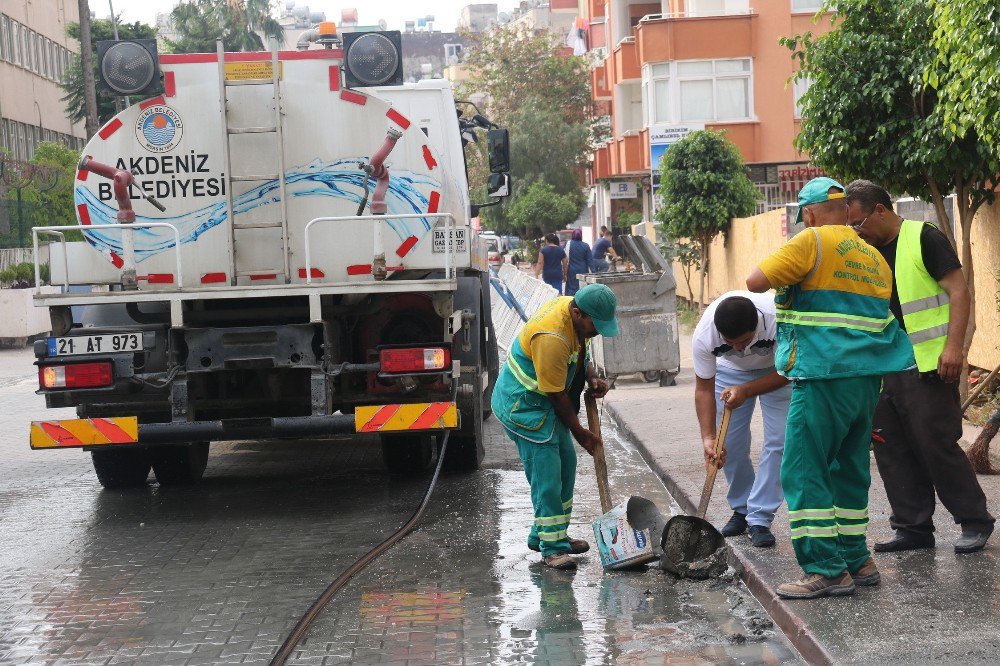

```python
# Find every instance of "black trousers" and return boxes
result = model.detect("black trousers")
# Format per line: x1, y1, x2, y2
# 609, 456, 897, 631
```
873, 369, 995, 536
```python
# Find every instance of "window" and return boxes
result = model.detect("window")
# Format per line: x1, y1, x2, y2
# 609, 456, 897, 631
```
0, 14, 9, 62
793, 75, 813, 118
792, 0, 824, 12
644, 58, 753, 124
688, 0, 750, 16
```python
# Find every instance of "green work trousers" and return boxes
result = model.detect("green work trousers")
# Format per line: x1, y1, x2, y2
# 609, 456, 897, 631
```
508, 422, 577, 557
781, 376, 881, 579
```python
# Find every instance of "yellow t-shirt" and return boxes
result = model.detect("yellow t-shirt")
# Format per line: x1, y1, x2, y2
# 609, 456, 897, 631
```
759, 225, 891, 299
517, 296, 582, 393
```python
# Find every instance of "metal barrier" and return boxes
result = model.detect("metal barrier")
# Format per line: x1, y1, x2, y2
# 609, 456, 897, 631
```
32, 222, 184, 291
304, 213, 458, 283
488, 263, 559, 353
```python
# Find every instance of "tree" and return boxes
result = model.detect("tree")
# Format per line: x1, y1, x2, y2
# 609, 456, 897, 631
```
76, 0, 99, 137
928, 0, 1000, 149
506, 181, 580, 242
655, 130, 758, 308
167, 0, 284, 54
62, 18, 158, 127
460, 25, 596, 237
658, 235, 701, 303
784, 0, 1000, 389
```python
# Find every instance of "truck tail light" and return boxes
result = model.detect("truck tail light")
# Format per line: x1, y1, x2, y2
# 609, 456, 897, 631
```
379, 346, 450, 374
39, 362, 113, 389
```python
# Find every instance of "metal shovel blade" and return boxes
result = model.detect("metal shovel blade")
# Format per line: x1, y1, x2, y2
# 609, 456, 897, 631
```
660, 514, 727, 579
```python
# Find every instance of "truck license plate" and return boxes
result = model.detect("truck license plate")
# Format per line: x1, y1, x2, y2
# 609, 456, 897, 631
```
47, 333, 143, 356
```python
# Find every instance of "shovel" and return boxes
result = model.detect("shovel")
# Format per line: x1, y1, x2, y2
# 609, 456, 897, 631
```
585, 390, 613, 513
660, 405, 732, 579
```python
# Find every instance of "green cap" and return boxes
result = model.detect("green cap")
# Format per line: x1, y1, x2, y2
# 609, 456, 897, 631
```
794, 176, 845, 226
575, 283, 619, 337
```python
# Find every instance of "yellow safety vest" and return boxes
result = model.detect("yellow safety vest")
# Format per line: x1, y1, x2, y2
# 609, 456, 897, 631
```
895, 219, 950, 372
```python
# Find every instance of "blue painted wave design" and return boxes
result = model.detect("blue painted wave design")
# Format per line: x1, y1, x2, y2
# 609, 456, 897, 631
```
142, 116, 176, 145
73, 159, 441, 262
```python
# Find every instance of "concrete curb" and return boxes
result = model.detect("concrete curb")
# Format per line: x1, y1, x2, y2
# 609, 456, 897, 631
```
605, 402, 836, 666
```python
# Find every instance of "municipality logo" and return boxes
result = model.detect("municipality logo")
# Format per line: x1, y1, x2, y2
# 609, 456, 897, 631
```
135, 105, 183, 153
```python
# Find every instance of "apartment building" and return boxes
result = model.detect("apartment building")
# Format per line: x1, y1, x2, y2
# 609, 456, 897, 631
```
585, 0, 833, 229
0, 0, 86, 161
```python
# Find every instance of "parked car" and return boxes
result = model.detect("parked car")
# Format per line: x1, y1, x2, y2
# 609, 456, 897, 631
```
480, 233, 503, 269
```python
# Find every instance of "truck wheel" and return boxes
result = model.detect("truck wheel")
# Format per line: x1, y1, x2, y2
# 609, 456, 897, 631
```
444, 378, 486, 471
91, 448, 151, 489
381, 434, 437, 475
151, 442, 210, 485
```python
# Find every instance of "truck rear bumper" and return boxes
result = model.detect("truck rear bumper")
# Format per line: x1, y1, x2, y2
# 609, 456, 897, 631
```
30, 402, 459, 449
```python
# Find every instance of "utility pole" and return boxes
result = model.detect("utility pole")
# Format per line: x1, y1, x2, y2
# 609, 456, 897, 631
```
77, 0, 99, 138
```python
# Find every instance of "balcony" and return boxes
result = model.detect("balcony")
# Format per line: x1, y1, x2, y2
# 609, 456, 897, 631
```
613, 132, 647, 176
635, 11, 757, 64
705, 121, 760, 163
612, 37, 640, 84
591, 59, 611, 101
593, 144, 611, 181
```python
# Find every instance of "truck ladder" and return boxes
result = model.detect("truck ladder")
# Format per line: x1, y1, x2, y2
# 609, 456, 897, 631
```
216, 39, 291, 284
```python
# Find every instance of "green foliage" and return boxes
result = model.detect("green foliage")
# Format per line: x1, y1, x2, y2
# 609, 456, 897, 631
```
783, 0, 999, 247
927, 0, 1000, 148
615, 211, 642, 230
460, 25, 593, 235
3, 143, 83, 247
506, 181, 580, 241
655, 130, 758, 247
167, 0, 284, 54
0, 262, 48, 288
61, 18, 158, 126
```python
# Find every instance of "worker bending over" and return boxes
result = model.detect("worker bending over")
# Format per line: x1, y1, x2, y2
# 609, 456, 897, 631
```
747, 177, 914, 599
491, 284, 619, 570
846, 179, 994, 554
693, 292, 790, 548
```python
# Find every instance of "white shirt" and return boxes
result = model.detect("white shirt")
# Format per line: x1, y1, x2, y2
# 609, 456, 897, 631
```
692, 290, 778, 379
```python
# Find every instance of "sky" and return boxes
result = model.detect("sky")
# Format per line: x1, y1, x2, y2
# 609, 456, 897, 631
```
101, 0, 525, 33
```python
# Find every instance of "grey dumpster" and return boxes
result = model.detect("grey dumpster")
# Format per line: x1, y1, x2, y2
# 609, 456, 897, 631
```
581, 236, 680, 387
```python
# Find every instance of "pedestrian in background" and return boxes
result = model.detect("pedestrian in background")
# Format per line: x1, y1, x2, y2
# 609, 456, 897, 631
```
747, 177, 914, 600
535, 233, 567, 294
692, 291, 790, 548
491, 284, 620, 569
564, 229, 594, 296
846, 179, 994, 554
593, 228, 619, 273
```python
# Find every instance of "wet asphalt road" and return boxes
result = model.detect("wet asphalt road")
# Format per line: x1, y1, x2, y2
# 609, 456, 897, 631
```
0, 347, 799, 665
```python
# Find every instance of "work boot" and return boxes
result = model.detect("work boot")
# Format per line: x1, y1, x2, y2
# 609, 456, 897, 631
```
955, 526, 993, 554
852, 558, 880, 586
543, 553, 577, 570
748, 525, 776, 548
529, 538, 590, 554
720, 511, 747, 537
873, 531, 935, 552
776, 571, 855, 599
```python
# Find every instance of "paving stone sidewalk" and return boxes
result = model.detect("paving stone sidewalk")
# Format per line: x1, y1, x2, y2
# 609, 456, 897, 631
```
605, 330, 1000, 665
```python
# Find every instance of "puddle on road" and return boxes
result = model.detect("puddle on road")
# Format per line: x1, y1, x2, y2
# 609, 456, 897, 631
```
489, 411, 800, 665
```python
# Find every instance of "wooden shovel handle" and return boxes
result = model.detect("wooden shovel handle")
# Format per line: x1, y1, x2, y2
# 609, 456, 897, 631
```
585, 391, 613, 514
696, 405, 732, 519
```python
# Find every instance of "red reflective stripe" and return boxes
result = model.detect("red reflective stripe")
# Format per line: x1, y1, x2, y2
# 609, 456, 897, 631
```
76, 169, 88, 181
164, 71, 176, 97
360, 404, 401, 432
110, 252, 124, 268
422, 145, 438, 170
249, 273, 278, 281
298, 267, 325, 278
387, 265, 404, 272
139, 96, 165, 110
77, 204, 91, 226
396, 235, 419, 257
347, 264, 371, 275
428, 191, 440, 214
141, 274, 174, 284
39, 422, 82, 446
89, 418, 135, 444
98, 119, 123, 140
410, 403, 452, 430
201, 272, 227, 284
387, 108, 411, 129
328, 66, 340, 91
340, 90, 367, 106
